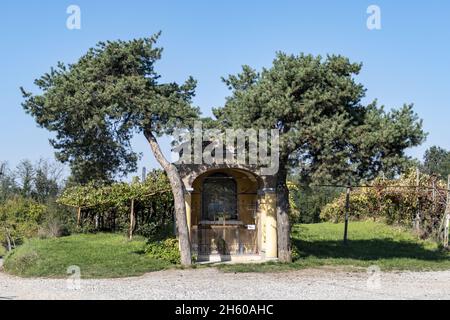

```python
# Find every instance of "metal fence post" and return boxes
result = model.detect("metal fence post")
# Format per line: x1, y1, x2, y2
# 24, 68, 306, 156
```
344, 184, 350, 245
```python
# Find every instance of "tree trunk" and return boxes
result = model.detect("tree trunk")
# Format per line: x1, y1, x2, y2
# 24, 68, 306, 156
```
144, 130, 192, 266
276, 167, 292, 262
6, 236, 12, 252
4, 229, 12, 252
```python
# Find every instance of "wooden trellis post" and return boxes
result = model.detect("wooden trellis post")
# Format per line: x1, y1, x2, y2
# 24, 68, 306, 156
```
432, 178, 436, 215
414, 168, 421, 233
76, 206, 82, 227
129, 198, 135, 240
444, 175, 450, 249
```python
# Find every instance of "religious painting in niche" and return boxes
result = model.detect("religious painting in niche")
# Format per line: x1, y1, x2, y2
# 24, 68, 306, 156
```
202, 173, 238, 221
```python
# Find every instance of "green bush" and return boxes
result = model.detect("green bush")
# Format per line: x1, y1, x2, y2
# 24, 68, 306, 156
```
291, 244, 300, 262
4, 248, 39, 274
136, 221, 175, 241
0, 245, 6, 257
144, 238, 180, 264
37, 202, 73, 238
0, 196, 47, 248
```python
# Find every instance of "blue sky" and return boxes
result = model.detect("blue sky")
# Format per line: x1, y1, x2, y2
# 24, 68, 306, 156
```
1, 1, 449, 177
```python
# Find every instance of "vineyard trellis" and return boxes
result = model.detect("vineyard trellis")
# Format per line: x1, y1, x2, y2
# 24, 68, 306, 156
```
57, 170, 173, 239
307, 169, 450, 248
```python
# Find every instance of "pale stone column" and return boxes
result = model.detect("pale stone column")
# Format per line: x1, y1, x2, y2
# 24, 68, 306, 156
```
263, 188, 278, 259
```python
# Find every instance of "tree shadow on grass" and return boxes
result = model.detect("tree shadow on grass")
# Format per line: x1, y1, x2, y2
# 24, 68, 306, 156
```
292, 238, 449, 262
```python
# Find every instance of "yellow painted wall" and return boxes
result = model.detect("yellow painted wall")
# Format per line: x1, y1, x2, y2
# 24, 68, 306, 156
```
263, 192, 277, 258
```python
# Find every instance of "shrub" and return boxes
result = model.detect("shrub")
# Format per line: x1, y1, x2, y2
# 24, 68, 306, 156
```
321, 187, 380, 223
37, 202, 73, 238
144, 238, 180, 264
291, 244, 300, 262
0, 196, 46, 249
4, 249, 39, 274
0, 245, 6, 257
136, 221, 175, 241
38, 219, 69, 238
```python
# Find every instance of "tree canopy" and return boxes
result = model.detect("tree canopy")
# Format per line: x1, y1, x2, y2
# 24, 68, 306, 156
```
214, 53, 426, 184
21, 33, 198, 184
422, 146, 450, 180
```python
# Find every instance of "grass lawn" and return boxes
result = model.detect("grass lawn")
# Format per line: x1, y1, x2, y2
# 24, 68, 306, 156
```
219, 221, 450, 272
3, 233, 171, 278
3, 221, 449, 278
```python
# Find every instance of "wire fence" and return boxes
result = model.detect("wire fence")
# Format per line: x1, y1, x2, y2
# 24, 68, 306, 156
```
294, 172, 450, 248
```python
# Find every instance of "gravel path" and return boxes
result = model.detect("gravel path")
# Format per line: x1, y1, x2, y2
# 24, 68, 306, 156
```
1, 264, 449, 300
